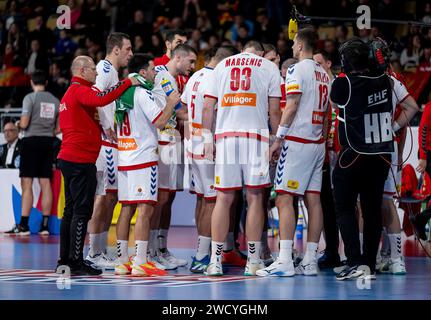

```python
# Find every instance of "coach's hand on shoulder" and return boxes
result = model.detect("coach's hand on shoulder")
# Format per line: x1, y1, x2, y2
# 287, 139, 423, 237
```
417, 159, 427, 174
166, 90, 181, 109
129, 76, 141, 86
104, 128, 118, 143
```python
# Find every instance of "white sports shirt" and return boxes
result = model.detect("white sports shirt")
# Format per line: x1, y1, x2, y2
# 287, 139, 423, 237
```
95, 60, 118, 141
285, 58, 330, 143
117, 87, 163, 170
153, 65, 178, 142
181, 66, 214, 156
204, 52, 281, 140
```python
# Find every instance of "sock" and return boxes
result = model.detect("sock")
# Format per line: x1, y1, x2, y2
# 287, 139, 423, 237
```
302, 242, 319, 265
278, 240, 293, 262
88, 233, 103, 257
158, 229, 168, 251
101, 231, 108, 253
42, 216, 49, 228
116, 240, 129, 263
20, 216, 29, 228
261, 231, 269, 249
388, 233, 402, 260
149, 230, 158, 256
196, 235, 211, 260
223, 232, 235, 251
210, 241, 224, 264
247, 241, 261, 262
359, 232, 364, 255
381, 228, 390, 256
134, 241, 148, 265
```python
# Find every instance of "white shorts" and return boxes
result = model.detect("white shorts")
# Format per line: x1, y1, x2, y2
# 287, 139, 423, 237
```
158, 142, 183, 191
118, 165, 158, 204
275, 140, 325, 196
190, 157, 216, 200
214, 137, 270, 190
383, 143, 401, 199
95, 144, 118, 195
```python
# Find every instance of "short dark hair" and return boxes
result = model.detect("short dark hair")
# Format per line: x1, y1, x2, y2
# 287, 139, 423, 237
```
204, 47, 218, 63
171, 43, 197, 57
314, 49, 332, 62
263, 43, 277, 55
243, 40, 264, 52
296, 28, 318, 52
165, 29, 187, 42
128, 53, 154, 74
215, 45, 238, 61
31, 70, 46, 85
106, 32, 130, 54
339, 38, 370, 72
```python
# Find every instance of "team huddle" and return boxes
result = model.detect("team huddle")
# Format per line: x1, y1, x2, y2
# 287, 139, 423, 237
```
81, 28, 417, 279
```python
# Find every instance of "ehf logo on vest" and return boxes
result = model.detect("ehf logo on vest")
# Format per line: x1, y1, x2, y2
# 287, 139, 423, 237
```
364, 88, 391, 144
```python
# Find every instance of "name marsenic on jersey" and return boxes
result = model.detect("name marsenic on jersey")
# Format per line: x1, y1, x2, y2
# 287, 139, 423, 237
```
225, 56, 263, 67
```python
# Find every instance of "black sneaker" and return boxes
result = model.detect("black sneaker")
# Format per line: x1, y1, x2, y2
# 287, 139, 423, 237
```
3, 224, 30, 236
336, 265, 365, 281
318, 252, 341, 269
38, 226, 50, 236
411, 214, 428, 241
70, 260, 103, 276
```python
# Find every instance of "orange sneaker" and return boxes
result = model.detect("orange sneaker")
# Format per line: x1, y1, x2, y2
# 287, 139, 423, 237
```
115, 261, 132, 275
222, 249, 247, 267
131, 262, 168, 277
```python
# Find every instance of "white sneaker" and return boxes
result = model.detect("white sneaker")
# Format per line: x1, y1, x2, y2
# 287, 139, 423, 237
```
160, 250, 188, 267
244, 258, 265, 276
388, 257, 407, 275
256, 258, 295, 277
204, 261, 223, 276
295, 259, 318, 276
148, 254, 177, 270
85, 252, 116, 270
376, 252, 390, 272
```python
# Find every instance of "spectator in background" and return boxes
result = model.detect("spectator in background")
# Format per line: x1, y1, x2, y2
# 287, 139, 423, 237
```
207, 34, 220, 49
4, 70, 60, 236
422, 2, 431, 24
0, 19, 6, 49
254, 9, 280, 45
324, 39, 340, 67
0, 121, 21, 169
196, 12, 213, 39
47, 61, 69, 99
419, 43, 431, 72
26, 39, 49, 75
28, 15, 55, 52
7, 22, 25, 55
127, 9, 152, 51
55, 30, 78, 58
149, 32, 165, 57
188, 29, 208, 52
1, 43, 15, 69
401, 34, 423, 70
3, 0, 23, 30
229, 14, 254, 43
334, 25, 348, 48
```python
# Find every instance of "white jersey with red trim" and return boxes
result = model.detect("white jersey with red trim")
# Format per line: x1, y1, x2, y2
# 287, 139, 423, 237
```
153, 65, 178, 142
117, 87, 163, 170
389, 74, 409, 112
205, 52, 281, 137
285, 59, 330, 142
95, 59, 118, 136
181, 66, 214, 155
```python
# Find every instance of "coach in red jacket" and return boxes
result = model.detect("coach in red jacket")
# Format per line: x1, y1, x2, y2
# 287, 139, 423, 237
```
56, 55, 139, 275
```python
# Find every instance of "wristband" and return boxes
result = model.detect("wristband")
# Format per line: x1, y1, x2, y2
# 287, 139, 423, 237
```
392, 121, 401, 132
276, 125, 289, 139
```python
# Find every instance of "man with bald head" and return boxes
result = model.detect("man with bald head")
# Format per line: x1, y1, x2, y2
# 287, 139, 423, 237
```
56, 55, 140, 276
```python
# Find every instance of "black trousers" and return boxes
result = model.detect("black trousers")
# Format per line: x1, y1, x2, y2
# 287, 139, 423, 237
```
58, 159, 97, 265
321, 162, 339, 257
333, 149, 390, 272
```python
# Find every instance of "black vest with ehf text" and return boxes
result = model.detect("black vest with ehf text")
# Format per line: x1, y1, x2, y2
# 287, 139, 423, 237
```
338, 74, 394, 154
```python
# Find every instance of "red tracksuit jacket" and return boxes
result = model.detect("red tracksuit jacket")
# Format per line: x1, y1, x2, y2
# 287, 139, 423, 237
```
58, 76, 131, 164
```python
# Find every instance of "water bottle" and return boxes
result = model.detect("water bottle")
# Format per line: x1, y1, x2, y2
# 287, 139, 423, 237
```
161, 78, 182, 110
296, 213, 304, 240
